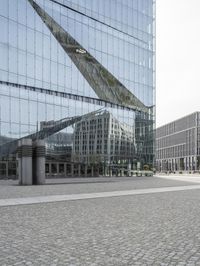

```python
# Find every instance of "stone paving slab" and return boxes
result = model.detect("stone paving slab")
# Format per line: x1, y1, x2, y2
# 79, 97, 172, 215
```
0, 176, 198, 200
1, 189, 200, 265
1, 184, 200, 207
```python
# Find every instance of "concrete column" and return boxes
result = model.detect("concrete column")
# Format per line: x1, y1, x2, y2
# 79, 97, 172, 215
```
5, 161, 8, 178
104, 166, 108, 176
96, 167, 99, 177
21, 139, 32, 185
117, 169, 120, 177
91, 166, 94, 177
84, 165, 88, 177
184, 157, 186, 171
71, 163, 74, 176
78, 164, 81, 176
109, 169, 112, 177
64, 163, 67, 177
17, 140, 22, 184
49, 163, 52, 175
57, 163, 59, 174
33, 140, 45, 185
195, 156, 198, 171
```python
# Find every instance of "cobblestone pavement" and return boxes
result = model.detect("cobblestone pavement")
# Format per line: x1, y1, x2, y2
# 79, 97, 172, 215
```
0, 176, 197, 199
1, 184, 200, 207
1, 189, 200, 265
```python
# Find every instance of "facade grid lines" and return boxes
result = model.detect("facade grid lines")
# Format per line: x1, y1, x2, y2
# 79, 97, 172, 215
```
0, 0, 155, 177
156, 112, 200, 172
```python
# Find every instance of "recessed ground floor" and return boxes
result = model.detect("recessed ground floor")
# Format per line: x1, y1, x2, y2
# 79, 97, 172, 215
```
156, 156, 200, 172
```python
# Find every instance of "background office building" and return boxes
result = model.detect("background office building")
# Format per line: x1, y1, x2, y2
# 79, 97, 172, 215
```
0, 0, 155, 177
156, 112, 200, 172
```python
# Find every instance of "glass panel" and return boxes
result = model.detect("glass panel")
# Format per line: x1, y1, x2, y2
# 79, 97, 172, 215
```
0, 16, 8, 44
18, 50, 26, 76
20, 99, 29, 124
18, 24, 26, 51
0, 0, 8, 17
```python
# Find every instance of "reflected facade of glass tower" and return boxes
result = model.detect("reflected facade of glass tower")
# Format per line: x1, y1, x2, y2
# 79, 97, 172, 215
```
0, 0, 155, 175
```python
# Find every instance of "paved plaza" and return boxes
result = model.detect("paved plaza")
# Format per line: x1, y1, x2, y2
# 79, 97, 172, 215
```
1, 175, 200, 265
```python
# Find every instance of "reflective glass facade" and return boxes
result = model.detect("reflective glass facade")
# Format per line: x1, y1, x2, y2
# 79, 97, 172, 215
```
0, 0, 155, 172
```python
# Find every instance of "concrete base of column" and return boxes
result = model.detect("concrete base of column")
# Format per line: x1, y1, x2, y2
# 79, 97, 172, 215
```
21, 139, 32, 185
33, 140, 45, 185
18, 157, 22, 185
18, 140, 22, 185
34, 157, 45, 184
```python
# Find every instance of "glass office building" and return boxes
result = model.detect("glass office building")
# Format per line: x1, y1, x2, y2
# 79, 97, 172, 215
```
0, 0, 155, 176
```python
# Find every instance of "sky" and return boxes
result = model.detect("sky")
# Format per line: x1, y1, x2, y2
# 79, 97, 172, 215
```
156, 0, 200, 127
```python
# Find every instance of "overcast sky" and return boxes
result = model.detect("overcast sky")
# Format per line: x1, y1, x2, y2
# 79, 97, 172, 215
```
156, 0, 200, 127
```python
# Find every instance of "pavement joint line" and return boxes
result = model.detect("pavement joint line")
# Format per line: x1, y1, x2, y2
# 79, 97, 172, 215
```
1, 184, 200, 207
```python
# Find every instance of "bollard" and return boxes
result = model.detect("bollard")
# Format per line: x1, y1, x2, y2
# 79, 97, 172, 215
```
33, 140, 45, 185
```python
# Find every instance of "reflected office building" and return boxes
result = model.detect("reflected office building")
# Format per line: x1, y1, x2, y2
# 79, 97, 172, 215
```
0, 0, 155, 177
73, 110, 135, 176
